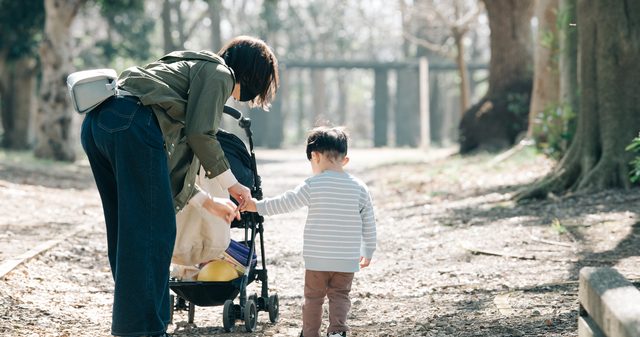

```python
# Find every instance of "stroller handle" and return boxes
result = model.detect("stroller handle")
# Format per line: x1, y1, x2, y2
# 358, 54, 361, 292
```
223, 105, 242, 120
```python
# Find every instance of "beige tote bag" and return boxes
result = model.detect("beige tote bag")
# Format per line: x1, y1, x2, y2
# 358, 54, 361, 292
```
172, 169, 231, 266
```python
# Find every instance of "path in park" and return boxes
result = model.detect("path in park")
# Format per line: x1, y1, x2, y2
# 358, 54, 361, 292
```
1, 147, 639, 337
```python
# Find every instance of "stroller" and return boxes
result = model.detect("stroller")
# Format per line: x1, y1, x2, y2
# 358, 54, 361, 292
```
168, 105, 279, 332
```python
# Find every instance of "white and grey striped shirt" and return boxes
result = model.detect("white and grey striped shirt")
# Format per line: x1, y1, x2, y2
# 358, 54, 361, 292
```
256, 170, 376, 272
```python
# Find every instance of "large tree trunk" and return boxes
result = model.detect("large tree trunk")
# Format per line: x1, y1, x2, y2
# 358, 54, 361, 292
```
517, 0, 640, 200
458, 0, 534, 153
207, 0, 222, 52
558, 0, 578, 117
35, 0, 86, 161
1, 57, 37, 149
162, 0, 176, 53
528, 0, 560, 140
373, 68, 389, 147
395, 66, 420, 147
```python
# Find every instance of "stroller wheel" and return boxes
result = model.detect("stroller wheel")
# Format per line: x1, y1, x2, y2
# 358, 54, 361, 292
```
222, 300, 235, 332
244, 299, 257, 332
268, 294, 279, 323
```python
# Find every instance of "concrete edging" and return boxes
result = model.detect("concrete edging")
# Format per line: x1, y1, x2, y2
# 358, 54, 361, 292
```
578, 267, 640, 337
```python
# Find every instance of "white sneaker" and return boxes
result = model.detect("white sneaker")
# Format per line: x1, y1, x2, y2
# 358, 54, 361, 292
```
327, 332, 346, 337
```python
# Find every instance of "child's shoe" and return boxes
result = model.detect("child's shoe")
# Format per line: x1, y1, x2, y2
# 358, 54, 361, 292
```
327, 332, 346, 337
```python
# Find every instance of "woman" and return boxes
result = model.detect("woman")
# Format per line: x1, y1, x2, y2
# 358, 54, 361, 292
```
80, 36, 278, 337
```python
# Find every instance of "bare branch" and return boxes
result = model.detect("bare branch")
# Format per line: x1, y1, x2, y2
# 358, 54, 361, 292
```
454, 2, 484, 33
184, 10, 210, 41
402, 31, 454, 59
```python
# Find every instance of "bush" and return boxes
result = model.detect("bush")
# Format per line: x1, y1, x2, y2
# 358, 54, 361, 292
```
532, 102, 576, 160
625, 133, 640, 184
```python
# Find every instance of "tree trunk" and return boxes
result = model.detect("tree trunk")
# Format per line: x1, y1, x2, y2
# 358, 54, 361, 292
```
207, 0, 222, 52
1, 57, 37, 149
517, 0, 640, 199
528, 0, 560, 139
162, 0, 176, 53
459, 0, 534, 153
373, 68, 389, 147
35, 0, 86, 161
558, 0, 578, 115
453, 30, 471, 116
395, 66, 420, 147
311, 69, 326, 124
296, 69, 306, 141
429, 73, 444, 144
336, 70, 347, 126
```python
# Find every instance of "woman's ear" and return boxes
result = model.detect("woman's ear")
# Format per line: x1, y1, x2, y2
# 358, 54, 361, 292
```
342, 156, 350, 166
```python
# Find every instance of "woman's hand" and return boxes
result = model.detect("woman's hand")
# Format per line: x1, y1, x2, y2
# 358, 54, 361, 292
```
228, 182, 251, 208
202, 197, 240, 224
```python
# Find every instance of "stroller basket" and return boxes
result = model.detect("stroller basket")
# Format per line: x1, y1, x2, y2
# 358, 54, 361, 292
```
169, 240, 257, 306
170, 279, 242, 307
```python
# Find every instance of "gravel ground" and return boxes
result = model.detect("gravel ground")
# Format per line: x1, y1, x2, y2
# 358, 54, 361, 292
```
0, 147, 639, 337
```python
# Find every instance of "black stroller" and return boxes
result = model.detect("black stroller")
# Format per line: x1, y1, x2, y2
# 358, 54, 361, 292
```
168, 105, 279, 332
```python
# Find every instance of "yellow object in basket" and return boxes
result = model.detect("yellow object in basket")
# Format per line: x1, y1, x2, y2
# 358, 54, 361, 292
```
197, 260, 239, 282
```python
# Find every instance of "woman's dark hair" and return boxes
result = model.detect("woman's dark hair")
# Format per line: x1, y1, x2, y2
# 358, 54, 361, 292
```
305, 126, 349, 161
218, 36, 279, 110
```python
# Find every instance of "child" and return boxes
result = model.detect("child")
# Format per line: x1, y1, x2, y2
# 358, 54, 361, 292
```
243, 126, 377, 337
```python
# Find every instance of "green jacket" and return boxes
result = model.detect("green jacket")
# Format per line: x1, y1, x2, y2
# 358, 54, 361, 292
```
117, 50, 236, 213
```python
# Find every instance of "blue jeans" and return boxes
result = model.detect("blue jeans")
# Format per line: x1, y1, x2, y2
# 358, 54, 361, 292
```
81, 96, 176, 336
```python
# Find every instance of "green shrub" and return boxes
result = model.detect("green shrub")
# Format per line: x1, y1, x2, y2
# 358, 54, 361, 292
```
532, 102, 576, 159
625, 133, 640, 184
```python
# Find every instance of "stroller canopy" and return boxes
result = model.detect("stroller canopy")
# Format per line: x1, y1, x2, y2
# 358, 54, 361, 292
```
217, 129, 254, 189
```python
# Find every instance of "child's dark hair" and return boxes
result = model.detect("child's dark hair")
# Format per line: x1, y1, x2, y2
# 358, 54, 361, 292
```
306, 127, 349, 161
218, 36, 279, 110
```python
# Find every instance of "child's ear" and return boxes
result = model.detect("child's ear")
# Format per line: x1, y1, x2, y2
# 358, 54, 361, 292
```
342, 156, 350, 166
311, 151, 320, 162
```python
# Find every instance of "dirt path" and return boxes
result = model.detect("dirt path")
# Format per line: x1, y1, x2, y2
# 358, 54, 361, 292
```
1, 147, 639, 337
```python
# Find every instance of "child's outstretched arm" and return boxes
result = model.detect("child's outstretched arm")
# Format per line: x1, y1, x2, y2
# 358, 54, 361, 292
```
249, 181, 310, 216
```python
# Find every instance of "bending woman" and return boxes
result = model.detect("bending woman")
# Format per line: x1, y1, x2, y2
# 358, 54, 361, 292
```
80, 36, 278, 337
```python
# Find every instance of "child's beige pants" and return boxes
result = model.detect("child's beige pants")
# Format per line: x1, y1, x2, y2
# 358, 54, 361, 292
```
302, 270, 355, 337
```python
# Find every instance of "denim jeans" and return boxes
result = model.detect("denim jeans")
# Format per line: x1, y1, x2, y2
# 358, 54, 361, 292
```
302, 270, 354, 337
81, 96, 176, 336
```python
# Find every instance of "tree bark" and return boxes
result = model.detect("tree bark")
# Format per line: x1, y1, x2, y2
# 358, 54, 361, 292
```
458, 0, 534, 153
484, 0, 534, 96
207, 0, 222, 52
1, 57, 37, 149
35, 0, 86, 161
336, 70, 347, 126
395, 66, 420, 147
517, 0, 640, 199
558, 0, 578, 115
162, 0, 176, 53
528, 0, 560, 139
310, 69, 326, 124
373, 68, 389, 147
453, 30, 471, 116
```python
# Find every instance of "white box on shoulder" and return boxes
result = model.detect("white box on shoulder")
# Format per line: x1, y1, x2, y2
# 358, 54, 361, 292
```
67, 68, 118, 114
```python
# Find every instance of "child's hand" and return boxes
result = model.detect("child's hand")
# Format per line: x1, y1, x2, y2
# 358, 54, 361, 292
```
359, 256, 371, 268
242, 198, 258, 212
